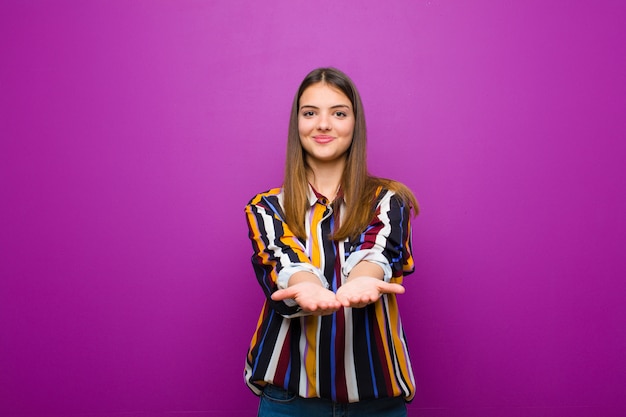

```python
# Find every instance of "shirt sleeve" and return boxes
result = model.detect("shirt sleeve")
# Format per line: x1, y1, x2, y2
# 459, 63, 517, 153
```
245, 193, 327, 317
342, 190, 415, 282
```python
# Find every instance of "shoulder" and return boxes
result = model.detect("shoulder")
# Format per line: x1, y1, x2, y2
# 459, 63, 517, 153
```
246, 188, 283, 209
374, 188, 403, 209
370, 178, 419, 216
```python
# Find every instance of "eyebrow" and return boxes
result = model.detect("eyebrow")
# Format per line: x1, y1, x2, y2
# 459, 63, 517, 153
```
299, 104, 352, 110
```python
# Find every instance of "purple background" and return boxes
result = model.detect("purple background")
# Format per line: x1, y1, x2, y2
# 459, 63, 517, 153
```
1, 1, 625, 416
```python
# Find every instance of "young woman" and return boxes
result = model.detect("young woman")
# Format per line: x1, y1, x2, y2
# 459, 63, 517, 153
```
244, 67, 419, 417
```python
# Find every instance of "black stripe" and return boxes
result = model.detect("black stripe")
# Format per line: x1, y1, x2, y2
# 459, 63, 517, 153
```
249, 310, 283, 382
351, 307, 376, 400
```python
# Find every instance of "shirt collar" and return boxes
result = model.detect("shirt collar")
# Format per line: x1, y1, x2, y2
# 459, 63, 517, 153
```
307, 184, 345, 207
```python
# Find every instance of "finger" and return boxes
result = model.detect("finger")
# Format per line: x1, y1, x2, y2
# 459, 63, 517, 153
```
316, 300, 331, 311
341, 298, 353, 308
304, 298, 342, 313
311, 304, 341, 315
336, 293, 351, 307
339, 293, 362, 308
313, 309, 333, 316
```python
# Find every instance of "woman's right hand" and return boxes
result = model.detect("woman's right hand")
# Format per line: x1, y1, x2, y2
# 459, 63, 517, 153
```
272, 282, 341, 316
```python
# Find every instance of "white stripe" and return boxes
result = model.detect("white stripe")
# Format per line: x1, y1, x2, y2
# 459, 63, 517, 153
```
375, 191, 393, 262
257, 205, 327, 291
398, 314, 416, 395
338, 240, 359, 401
343, 307, 360, 402
298, 318, 309, 397
263, 318, 291, 384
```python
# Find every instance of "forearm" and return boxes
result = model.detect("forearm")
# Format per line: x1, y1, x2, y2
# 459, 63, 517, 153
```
288, 271, 326, 287
347, 261, 384, 282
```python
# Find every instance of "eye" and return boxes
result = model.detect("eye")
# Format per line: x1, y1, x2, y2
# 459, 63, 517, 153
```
302, 111, 315, 117
334, 111, 348, 118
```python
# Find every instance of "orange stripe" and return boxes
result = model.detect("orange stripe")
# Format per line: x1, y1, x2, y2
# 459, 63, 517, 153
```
303, 316, 319, 394
374, 299, 400, 395
247, 301, 269, 363
385, 296, 414, 397
309, 204, 326, 267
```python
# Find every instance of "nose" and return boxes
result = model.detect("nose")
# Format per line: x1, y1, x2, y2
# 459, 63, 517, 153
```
317, 114, 331, 131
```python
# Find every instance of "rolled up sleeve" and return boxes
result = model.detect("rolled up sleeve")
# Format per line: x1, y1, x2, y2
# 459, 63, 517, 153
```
343, 190, 414, 282
246, 192, 327, 316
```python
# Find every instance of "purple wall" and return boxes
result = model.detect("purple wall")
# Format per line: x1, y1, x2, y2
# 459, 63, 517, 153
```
1, 1, 625, 416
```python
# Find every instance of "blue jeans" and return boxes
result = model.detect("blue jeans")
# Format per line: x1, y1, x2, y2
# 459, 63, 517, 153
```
257, 384, 407, 417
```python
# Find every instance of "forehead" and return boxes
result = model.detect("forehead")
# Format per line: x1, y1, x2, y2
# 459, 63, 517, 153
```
299, 83, 352, 107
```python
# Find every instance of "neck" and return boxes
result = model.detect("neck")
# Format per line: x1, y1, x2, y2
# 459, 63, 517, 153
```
306, 159, 345, 200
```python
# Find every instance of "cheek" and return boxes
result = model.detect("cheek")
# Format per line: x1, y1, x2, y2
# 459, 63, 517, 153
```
341, 118, 355, 132
340, 123, 355, 138
298, 119, 312, 135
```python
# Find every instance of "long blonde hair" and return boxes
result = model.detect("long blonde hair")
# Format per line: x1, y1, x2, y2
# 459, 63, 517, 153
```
283, 68, 418, 241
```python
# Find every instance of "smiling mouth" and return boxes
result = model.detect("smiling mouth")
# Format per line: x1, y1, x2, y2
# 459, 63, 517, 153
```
313, 135, 334, 143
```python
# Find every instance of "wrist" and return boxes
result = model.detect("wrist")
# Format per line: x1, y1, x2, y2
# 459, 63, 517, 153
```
288, 271, 325, 287
347, 261, 384, 282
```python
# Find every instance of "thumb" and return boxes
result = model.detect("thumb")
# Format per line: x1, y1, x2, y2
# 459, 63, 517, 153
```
378, 282, 406, 295
271, 288, 295, 301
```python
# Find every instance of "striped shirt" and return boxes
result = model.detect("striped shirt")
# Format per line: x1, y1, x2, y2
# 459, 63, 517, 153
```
244, 185, 415, 403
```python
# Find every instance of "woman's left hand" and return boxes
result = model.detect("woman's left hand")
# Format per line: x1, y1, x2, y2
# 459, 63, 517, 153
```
335, 276, 405, 308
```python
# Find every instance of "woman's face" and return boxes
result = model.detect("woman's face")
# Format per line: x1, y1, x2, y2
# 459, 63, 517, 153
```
298, 82, 355, 168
